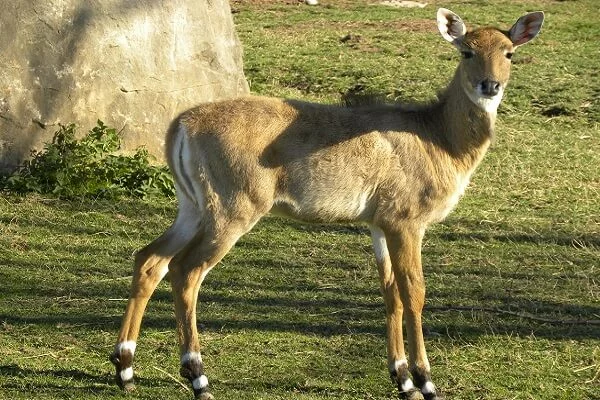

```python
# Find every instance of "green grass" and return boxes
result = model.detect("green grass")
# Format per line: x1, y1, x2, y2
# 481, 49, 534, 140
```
1, 1, 599, 399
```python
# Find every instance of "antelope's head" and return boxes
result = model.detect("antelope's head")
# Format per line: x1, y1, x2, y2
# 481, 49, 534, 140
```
437, 8, 544, 113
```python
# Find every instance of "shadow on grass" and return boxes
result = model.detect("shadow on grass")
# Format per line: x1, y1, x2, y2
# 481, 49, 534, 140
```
34, 196, 598, 248
436, 216, 599, 247
1, 201, 598, 342
437, 229, 600, 248
0, 363, 114, 392
0, 197, 174, 238
1, 288, 598, 340
0, 363, 179, 395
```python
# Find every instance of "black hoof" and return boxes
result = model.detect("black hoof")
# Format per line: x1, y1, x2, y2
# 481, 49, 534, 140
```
180, 356, 212, 399
195, 390, 214, 400
112, 370, 136, 392
399, 388, 423, 400
121, 379, 136, 393
423, 393, 444, 400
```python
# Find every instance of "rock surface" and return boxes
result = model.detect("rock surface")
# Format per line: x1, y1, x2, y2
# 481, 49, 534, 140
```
0, 0, 248, 170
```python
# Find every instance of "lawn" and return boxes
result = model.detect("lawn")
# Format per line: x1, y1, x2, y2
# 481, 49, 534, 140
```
1, 0, 598, 399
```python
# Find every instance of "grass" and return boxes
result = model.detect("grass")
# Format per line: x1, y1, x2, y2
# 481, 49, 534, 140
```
1, 0, 599, 399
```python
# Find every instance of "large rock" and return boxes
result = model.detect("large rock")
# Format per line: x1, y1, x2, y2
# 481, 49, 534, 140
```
0, 0, 248, 170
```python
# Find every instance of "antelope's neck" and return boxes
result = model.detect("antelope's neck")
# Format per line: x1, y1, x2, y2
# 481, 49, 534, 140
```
438, 76, 496, 171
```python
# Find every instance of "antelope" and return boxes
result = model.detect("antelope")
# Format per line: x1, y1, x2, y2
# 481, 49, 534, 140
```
110, 8, 544, 400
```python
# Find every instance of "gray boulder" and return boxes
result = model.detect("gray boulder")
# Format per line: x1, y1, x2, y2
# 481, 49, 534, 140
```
0, 0, 248, 170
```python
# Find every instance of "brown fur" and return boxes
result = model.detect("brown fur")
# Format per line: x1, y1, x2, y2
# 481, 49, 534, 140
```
112, 9, 544, 399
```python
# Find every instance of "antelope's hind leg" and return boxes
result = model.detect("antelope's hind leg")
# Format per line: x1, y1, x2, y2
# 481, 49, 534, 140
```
111, 199, 200, 391
170, 211, 265, 399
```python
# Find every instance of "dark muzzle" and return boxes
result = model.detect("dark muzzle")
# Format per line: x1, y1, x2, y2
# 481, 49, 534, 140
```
480, 79, 501, 96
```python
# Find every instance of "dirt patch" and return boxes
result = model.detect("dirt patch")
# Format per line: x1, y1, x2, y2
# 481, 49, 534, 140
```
379, 0, 427, 8
541, 105, 576, 117
334, 19, 435, 33
232, 0, 436, 34
271, 18, 436, 34
231, 0, 301, 5
339, 33, 382, 53
231, 0, 431, 8
384, 19, 435, 33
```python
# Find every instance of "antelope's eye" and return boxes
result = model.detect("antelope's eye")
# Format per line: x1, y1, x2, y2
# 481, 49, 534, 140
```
461, 50, 474, 59
506, 52, 514, 60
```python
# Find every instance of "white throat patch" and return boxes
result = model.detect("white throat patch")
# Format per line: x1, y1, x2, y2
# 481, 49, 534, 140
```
466, 86, 504, 113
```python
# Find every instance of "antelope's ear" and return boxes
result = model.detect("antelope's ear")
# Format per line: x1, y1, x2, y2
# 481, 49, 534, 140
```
509, 11, 544, 47
437, 8, 467, 46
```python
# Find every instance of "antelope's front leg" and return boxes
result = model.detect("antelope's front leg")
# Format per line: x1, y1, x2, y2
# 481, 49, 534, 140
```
386, 227, 442, 400
371, 227, 420, 399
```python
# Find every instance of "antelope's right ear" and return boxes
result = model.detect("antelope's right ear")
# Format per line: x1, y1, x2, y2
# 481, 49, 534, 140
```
437, 8, 467, 46
509, 11, 545, 47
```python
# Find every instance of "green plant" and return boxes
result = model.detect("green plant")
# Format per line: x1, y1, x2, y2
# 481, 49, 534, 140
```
1, 121, 175, 199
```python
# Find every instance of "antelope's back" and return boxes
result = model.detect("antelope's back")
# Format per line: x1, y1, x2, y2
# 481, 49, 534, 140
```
165, 96, 456, 225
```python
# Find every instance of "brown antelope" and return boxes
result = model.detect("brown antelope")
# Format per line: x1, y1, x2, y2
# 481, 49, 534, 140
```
110, 8, 544, 400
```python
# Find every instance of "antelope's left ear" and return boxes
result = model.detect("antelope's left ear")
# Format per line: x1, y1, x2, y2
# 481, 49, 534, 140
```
437, 8, 467, 46
509, 11, 545, 47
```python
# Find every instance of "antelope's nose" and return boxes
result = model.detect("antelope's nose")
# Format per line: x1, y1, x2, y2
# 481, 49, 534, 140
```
480, 79, 501, 96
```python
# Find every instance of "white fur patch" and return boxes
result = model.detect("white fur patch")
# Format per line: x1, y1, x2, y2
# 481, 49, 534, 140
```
422, 381, 436, 394
389, 359, 414, 392
181, 351, 203, 365
401, 378, 416, 392
192, 375, 209, 390
181, 129, 209, 211
120, 367, 134, 382
116, 341, 137, 355
173, 123, 207, 211
370, 227, 389, 264
353, 191, 370, 216
466, 86, 504, 113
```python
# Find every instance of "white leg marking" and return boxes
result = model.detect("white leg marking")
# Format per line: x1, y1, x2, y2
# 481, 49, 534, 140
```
401, 378, 416, 392
422, 381, 436, 395
116, 341, 137, 355
389, 359, 415, 392
181, 351, 203, 365
192, 375, 209, 390
120, 367, 134, 382
370, 226, 389, 264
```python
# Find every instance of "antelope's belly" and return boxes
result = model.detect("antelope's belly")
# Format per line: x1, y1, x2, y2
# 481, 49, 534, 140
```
271, 188, 375, 223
